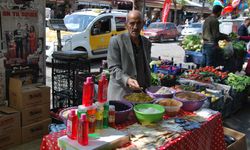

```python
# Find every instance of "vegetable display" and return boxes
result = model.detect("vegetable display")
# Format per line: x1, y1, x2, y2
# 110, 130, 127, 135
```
181, 35, 202, 51
225, 73, 250, 92
181, 66, 228, 83
232, 40, 247, 58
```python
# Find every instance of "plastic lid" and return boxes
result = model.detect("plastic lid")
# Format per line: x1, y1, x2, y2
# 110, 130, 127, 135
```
86, 77, 93, 83
78, 105, 87, 111
87, 105, 97, 110
71, 109, 76, 115
101, 73, 107, 80
81, 114, 87, 120
109, 105, 115, 110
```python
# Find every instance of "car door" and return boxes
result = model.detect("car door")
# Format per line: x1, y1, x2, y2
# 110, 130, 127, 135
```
89, 16, 112, 54
165, 24, 171, 39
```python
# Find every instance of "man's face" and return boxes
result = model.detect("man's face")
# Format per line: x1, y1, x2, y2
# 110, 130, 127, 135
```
126, 15, 143, 38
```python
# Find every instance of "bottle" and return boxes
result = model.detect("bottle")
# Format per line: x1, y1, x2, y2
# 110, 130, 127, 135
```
78, 114, 89, 146
77, 105, 87, 119
95, 102, 104, 130
103, 102, 109, 128
98, 73, 108, 103
66, 110, 78, 140
108, 105, 116, 128
82, 77, 94, 107
86, 105, 97, 133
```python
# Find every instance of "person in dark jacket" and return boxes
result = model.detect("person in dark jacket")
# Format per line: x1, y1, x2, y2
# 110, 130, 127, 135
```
202, 5, 228, 67
238, 18, 250, 37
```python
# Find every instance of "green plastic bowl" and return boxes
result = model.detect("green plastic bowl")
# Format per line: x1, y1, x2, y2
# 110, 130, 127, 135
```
134, 104, 165, 124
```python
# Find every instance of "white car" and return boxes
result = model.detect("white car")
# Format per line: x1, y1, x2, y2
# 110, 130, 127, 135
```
46, 9, 127, 63
181, 23, 202, 37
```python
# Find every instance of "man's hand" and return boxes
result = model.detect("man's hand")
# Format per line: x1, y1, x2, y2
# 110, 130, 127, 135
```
127, 78, 140, 90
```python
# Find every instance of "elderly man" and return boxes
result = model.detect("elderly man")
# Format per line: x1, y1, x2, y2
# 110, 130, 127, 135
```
107, 10, 152, 100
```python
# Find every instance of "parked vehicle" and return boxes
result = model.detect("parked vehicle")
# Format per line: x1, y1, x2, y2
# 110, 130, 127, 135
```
46, 9, 127, 62
143, 22, 179, 43
181, 23, 202, 37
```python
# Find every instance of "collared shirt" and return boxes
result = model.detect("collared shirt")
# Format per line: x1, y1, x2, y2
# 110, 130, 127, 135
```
131, 37, 149, 89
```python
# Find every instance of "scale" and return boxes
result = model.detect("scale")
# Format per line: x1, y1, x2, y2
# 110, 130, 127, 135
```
47, 19, 68, 51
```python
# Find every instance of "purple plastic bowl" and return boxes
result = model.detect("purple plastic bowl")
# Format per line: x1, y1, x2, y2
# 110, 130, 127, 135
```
146, 86, 175, 99
109, 100, 133, 124
173, 91, 207, 112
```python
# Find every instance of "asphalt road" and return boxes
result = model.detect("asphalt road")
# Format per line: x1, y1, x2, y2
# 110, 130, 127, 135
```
46, 41, 188, 86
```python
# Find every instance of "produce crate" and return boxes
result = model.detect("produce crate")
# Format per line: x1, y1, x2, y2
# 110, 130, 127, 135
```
184, 50, 203, 65
221, 98, 233, 118
230, 90, 246, 114
208, 96, 224, 112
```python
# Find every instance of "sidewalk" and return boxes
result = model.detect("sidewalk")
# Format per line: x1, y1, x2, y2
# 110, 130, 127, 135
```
224, 98, 250, 149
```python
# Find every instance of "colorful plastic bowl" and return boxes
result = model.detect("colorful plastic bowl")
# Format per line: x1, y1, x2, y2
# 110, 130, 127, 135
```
133, 104, 165, 124
146, 86, 175, 99
174, 91, 207, 111
154, 98, 183, 117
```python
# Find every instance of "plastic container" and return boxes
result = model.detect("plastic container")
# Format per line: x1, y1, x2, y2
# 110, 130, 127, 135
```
133, 104, 165, 124
98, 73, 108, 103
146, 86, 175, 99
109, 105, 116, 128
154, 99, 183, 116
66, 110, 78, 140
174, 91, 207, 112
86, 105, 96, 133
82, 77, 94, 107
109, 100, 133, 124
77, 114, 89, 146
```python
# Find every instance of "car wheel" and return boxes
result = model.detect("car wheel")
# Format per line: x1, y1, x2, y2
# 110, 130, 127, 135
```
159, 35, 164, 43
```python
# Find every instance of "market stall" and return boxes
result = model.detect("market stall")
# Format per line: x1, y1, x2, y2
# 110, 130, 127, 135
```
40, 58, 248, 150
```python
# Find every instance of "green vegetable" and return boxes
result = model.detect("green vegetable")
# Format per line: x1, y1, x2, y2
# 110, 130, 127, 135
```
181, 35, 202, 51
226, 73, 250, 92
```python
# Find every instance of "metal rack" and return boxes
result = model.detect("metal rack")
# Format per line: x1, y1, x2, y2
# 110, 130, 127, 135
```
51, 54, 90, 109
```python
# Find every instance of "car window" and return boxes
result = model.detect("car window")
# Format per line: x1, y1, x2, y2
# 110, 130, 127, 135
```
166, 24, 171, 30
91, 16, 112, 35
170, 24, 176, 29
148, 23, 165, 29
190, 24, 202, 28
64, 14, 95, 32
115, 17, 126, 31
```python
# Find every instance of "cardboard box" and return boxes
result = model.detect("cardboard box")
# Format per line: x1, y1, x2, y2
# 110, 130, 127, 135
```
21, 103, 50, 126
9, 78, 50, 110
22, 118, 51, 143
224, 127, 247, 150
0, 107, 21, 149
0, 106, 20, 133
0, 127, 21, 150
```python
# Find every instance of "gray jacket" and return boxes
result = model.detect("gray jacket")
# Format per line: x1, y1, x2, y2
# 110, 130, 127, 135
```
107, 33, 151, 101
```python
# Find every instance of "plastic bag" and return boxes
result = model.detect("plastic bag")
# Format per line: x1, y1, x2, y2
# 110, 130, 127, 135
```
223, 42, 234, 59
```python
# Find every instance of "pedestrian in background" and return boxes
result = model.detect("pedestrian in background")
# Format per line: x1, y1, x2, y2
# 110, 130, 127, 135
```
202, 5, 228, 67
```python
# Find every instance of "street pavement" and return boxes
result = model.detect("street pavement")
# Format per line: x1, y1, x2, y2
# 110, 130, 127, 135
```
46, 40, 250, 149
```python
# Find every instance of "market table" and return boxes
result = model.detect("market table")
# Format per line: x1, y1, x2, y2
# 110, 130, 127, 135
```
40, 113, 226, 150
